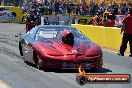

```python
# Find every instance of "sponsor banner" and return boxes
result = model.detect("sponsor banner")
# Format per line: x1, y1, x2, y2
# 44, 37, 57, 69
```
0, 8, 16, 22
43, 15, 78, 25
0, 6, 26, 23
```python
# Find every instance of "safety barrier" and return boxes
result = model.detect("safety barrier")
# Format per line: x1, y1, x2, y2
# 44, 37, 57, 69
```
43, 15, 92, 25
0, 6, 92, 24
71, 24, 130, 52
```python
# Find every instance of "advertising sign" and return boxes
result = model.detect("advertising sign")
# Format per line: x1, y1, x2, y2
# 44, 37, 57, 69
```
0, 8, 16, 22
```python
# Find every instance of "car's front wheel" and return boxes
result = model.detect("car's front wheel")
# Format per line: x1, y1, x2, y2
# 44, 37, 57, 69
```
33, 51, 44, 70
19, 42, 23, 56
19, 42, 27, 62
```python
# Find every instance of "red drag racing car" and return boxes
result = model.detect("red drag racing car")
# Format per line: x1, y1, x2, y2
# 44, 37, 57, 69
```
19, 25, 103, 70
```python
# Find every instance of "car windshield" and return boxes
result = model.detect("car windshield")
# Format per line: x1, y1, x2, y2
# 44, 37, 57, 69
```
35, 26, 88, 40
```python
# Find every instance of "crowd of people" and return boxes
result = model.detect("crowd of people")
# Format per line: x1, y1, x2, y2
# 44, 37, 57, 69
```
21, 0, 132, 16
1, 0, 132, 17
35, 0, 131, 16
21, 0, 132, 28
23, 0, 132, 29
89, 1, 132, 27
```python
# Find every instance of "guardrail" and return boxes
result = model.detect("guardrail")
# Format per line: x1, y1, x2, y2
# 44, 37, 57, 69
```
71, 24, 130, 52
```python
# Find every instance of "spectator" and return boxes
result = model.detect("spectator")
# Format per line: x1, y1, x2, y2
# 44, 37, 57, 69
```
80, 2, 84, 15
62, 1, 67, 15
112, 1, 118, 15
67, 1, 72, 16
94, 3, 99, 15
119, 2, 126, 15
92, 12, 103, 26
99, 1, 106, 15
103, 10, 110, 27
107, 4, 113, 13
26, 10, 36, 32
54, 1, 59, 15
48, 0, 53, 15
96, 12, 103, 26
106, 14, 115, 27
118, 8, 132, 57
38, 3, 43, 14
89, 2, 94, 16
76, 4, 80, 15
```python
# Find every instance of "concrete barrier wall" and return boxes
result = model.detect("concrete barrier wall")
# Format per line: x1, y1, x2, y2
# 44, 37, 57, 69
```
71, 24, 130, 52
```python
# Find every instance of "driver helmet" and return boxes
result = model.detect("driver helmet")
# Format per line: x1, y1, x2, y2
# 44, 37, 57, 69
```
61, 30, 74, 46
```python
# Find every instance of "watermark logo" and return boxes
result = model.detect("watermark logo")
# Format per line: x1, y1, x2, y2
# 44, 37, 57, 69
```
76, 66, 131, 85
